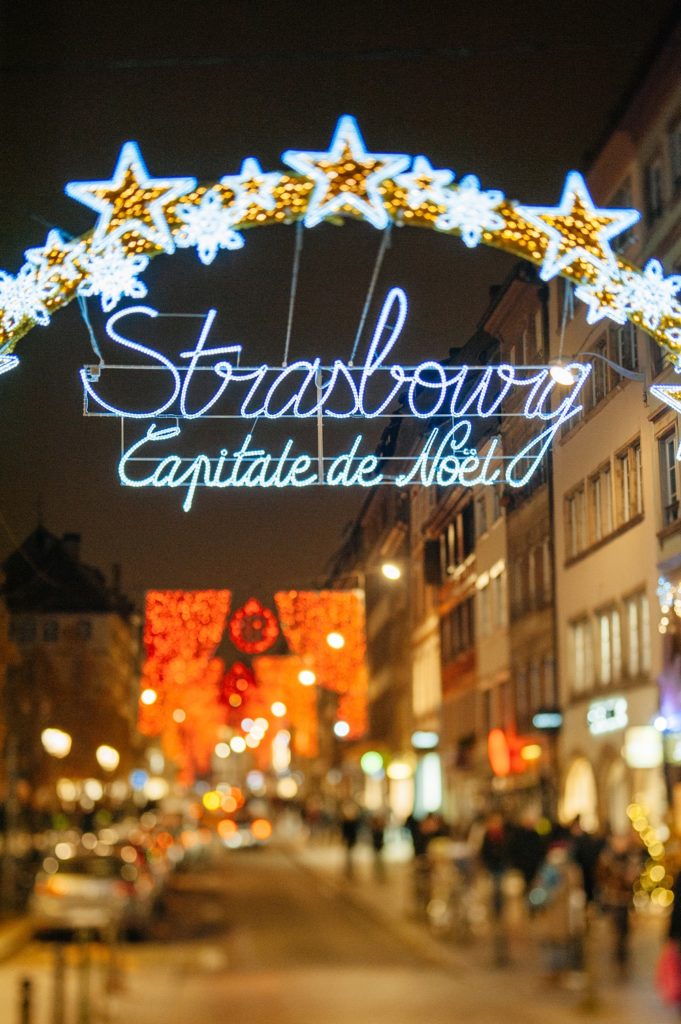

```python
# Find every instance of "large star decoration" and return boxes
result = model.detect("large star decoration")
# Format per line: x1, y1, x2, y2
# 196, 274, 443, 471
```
220, 157, 281, 217
65, 142, 196, 254
516, 171, 640, 282
282, 115, 409, 229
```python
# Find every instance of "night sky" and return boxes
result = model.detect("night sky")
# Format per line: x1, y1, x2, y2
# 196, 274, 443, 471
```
0, 0, 677, 609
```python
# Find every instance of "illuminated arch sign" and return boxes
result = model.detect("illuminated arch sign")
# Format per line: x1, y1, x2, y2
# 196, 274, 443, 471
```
2, 115, 680, 509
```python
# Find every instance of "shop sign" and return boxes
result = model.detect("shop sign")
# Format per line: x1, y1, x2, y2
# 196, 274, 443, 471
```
586, 696, 628, 736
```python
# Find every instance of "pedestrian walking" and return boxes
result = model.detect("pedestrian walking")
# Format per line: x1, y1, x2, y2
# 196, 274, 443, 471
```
531, 837, 584, 984
507, 811, 546, 896
339, 801, 361, 879
369, 812, 386, 881
479, 812, 510, 965
595, 832, 640, 977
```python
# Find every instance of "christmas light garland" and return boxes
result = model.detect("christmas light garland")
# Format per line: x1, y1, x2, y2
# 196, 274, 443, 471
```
1, 115, 679, 363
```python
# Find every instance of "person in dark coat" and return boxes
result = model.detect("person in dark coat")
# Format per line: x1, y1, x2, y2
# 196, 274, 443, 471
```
480, 812, 509, 921
507, 813, 546, 892
569, 818, 604, 906
339, 802, 361, 878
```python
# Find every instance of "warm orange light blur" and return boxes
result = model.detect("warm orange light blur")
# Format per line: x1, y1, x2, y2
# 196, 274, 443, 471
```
221, 795, 237, 813
217, 819, 238, 838
139, 590, 232, 784
250, 819, 272, 841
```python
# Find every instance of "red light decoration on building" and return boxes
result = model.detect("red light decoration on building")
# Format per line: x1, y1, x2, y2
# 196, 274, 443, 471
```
252, 655, 318, 759
274, 590, 368, 737
228, 597, 279, 654
139, 590, 231, 782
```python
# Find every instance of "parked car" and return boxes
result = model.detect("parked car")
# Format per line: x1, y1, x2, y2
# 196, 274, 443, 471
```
30, 852, 156, 938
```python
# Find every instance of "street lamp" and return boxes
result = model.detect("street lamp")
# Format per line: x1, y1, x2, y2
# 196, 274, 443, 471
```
95, 744, 120, 772
549, 352, 645, 385
41, 728, 72, 759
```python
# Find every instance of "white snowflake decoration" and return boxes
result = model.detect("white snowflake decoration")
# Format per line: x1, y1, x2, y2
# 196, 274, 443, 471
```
0, 265, 51, 331
576, 258, 681, 331
435, 174, 505, 248
77, 240, 149, 313
619, 259, 681, 331
175, 189, 245, 265
24, 229, 85, 300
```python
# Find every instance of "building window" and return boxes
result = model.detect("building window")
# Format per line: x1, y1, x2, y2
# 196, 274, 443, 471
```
611, 180, 636, 251
597, 607, 621, 686
624, 591, 650, 677
492, 487, 501, 523
566, 485, 586, 559
515, 667, 529, 730
644, 153, 664, 223
527, 548, 537, 609
612, 322, 639, 373
615, 439, 642, 525
492, 570, 506, 629
589, 464, 613, 543
10, 618, 36, 645
649, 336, 666, 378
669, 117, 681, 193
475, 494, 488, 538
75, 619, 92, 641
569, 617, 594, 695
529, 660, 542, 711
542, 539, 552, 603
589, 336, 611, 409
42, 620, 59, 643
477, 582, 491, 637
440, 597, 475, 661
543, 654, 557, 707
659, 429, 681, 526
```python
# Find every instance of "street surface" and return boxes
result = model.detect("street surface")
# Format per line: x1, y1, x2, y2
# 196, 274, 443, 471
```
0, 841, 677, 1024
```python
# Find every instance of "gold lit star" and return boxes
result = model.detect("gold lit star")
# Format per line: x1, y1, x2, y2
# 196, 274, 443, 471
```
65, 142, 196, 253
282, 115, 409, 229
516, 171, 639, 281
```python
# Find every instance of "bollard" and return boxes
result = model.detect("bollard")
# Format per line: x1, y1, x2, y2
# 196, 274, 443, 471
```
52, 944, 66, 1024
19, 978, 32, 1024
76, 931, 92, 1024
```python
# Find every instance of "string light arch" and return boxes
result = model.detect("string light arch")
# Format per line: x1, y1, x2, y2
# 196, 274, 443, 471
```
1, 114, 680, 372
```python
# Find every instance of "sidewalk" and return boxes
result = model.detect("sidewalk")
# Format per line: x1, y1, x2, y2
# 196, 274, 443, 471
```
286, 832, 679, 1022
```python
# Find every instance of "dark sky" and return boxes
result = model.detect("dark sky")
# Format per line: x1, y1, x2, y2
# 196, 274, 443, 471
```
0, 0, 677, 609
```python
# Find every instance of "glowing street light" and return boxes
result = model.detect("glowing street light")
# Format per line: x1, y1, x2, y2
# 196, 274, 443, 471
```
333, 720, 350, 738
95, 745, 120, 772
140, 688, 158, 706
381, 561, 402, 581
271, 701, 287, 718
326, 631, 345, 650
41, 728, 72, 759
298, 669, 316, 686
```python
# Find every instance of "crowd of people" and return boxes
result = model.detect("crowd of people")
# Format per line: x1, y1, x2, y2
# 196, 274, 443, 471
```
311, 800, 662, 989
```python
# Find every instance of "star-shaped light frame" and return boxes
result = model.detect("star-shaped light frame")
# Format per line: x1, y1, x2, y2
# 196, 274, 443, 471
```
220, 158, 281, 216
1, 116, 680, 368
516, 170, 640, 282
282, 115, 410, 229
65, 141, 196, 254
394, 155, 455, 210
